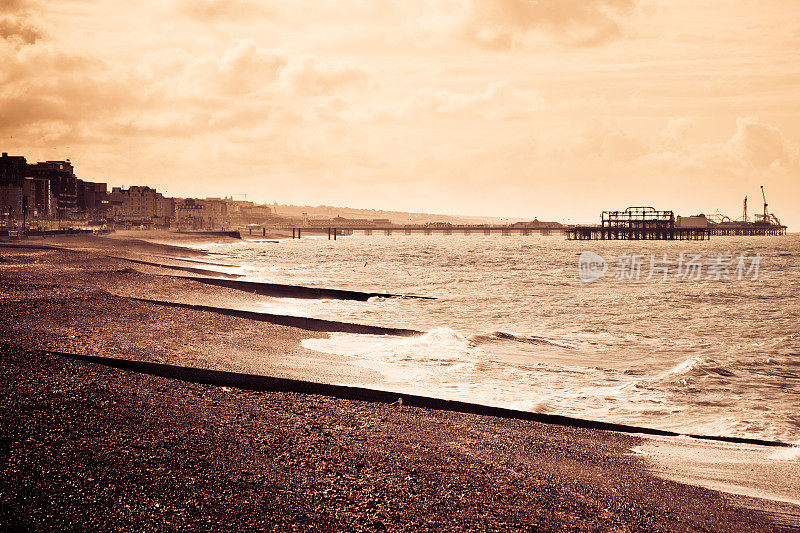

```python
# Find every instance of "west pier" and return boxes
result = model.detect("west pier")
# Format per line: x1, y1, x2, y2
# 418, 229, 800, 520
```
566, 207, 712, 240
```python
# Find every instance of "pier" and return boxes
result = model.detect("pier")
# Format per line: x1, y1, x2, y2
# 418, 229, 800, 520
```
270, 200, 787, 241
566, 207, 711, 240
282, 224, 566, 239
704, 186, 787, 236
708, 222, 786, 236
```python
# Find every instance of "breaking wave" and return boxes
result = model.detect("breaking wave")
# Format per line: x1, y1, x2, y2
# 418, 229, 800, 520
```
660, 357, 737, 380
469, 331, 576, 349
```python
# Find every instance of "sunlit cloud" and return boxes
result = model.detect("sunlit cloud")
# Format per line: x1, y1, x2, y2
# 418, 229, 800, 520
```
0, 0, 798, 227
174, 0, 275, 22
727, 117, 798, 170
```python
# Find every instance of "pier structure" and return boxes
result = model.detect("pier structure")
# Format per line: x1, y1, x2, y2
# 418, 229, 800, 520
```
702, 186, 787, 236
566, 207, 712, 240
709, 222, 786, 236
278, 224, 566, 239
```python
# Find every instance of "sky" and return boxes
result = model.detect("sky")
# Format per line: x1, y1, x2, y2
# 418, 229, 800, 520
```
1, 0, 799, 226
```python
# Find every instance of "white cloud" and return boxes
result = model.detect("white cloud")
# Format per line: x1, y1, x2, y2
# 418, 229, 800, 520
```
727, 117, 798, 169
217, 39, 286, 95
278, 56, 369, 96
174, 0, 274, 22
404, 0, 640, 49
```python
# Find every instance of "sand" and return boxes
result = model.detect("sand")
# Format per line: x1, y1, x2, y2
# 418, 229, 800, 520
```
0, 234, 797, 531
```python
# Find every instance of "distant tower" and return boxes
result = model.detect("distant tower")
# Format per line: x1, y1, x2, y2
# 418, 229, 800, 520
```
742, 196, 747, 222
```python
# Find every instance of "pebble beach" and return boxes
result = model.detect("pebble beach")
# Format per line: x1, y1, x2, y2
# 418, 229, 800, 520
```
0, 234, 795, 531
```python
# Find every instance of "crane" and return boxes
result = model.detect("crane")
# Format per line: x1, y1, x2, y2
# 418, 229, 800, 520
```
756, 185, 782, 226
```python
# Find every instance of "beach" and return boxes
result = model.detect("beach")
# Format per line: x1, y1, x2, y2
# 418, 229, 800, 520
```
0, 234, 797, 531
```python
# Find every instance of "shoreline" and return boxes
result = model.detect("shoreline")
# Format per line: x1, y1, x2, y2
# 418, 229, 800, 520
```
1, 234, 798, 530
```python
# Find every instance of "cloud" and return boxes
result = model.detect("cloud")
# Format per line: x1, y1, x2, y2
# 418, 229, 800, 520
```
406, 81, 543, 120
0, 0, 31, 15
445, 0, 639, 49
727, 117, 798, 169
571, 125, 645, 161
278, 56, 369, 96
0, 37, 149, 143
0, 16, 40, 44
173, 0, 272, 22
217, 39, 286, 95
0, 0, 40, 45
352, 80, 542, 122
620, 117, 800, 184
662, 117, 695, 145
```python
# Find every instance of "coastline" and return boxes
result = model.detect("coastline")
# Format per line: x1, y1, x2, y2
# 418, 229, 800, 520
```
1, 235, 796, 530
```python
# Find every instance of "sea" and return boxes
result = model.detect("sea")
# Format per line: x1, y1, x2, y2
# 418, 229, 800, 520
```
190, 233, 800, 444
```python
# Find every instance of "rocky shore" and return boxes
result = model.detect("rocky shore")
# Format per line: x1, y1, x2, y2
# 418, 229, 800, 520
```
0, 237, 793, 531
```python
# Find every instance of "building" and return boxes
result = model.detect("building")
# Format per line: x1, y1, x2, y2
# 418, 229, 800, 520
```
512, 219, 564, 228
676, 215, 710, 228
22, 177, 53, 219
0, 185, 24, 224
175, 198, 228, 229
77, 180, 109, 222
28, 160, 78, 217
109, 186, 173, 226
1, 152, 128, 223
0, 152, 28, 187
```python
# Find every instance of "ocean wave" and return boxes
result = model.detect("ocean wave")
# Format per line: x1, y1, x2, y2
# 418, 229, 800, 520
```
303, 326, 485, 367
659, 356, 736, 380
768, 445, 800, 461
469, 331, 576, 350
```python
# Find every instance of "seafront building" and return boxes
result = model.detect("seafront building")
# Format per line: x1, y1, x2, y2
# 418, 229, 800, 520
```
0, 185, 24, 223
27, 160, 79, 217
23, 177, 54, 219
0, 152, 108, 224
108, 186, 174, 227
175, 198, 228, 229
2, 151, 340, 232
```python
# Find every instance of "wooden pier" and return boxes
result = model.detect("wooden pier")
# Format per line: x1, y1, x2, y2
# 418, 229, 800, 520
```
566, 207, 711, 240
266, 207, 786, 241
280, 224, 566, 239
566, 225, 711, 240
709, 222, 786, 236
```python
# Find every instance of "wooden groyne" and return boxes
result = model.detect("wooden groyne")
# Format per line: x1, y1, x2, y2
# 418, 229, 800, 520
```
132, 298, 422, 336
176, 230, 241, 239
172, 275, 436, 301
108, 256, 242, 278
52, 348, 791, 448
